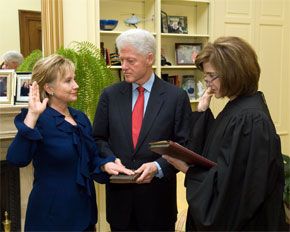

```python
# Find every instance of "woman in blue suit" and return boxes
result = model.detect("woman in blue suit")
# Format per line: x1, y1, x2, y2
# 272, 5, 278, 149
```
6, 54, 133, 231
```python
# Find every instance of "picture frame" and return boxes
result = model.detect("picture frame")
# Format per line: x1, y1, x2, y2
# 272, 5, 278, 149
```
15, 72, 32, 104
182, 75, 196, 100
0, 70, 15, 105
167, 76, 176, 85
168, 16, 188, 34
161, 11, 168, 33
175, 43, 202, 65
167, 75, 179, 86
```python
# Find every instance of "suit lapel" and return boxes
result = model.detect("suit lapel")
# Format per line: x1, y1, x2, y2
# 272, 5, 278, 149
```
135, 76, 166, 152
117, 82, 134, 149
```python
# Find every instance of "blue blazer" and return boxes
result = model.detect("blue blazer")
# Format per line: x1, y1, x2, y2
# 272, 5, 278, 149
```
7, 106, 114, 231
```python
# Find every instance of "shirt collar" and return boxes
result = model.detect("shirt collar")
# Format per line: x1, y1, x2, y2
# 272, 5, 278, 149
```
132, 73, 155, 93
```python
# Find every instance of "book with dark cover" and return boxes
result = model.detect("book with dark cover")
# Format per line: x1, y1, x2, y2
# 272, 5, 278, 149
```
110, 172, 141, 184
149, 140, 216, 168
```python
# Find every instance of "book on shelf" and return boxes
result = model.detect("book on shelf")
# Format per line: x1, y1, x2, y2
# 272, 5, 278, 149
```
100, 42, 111, 65
149, 140, 216, 169
110, 172, 141, 184
105, 48, 111, 65
167, 75, 182, 87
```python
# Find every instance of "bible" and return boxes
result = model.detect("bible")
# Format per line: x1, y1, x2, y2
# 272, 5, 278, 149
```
110, 172, 141, 184
149, 140, 216, 168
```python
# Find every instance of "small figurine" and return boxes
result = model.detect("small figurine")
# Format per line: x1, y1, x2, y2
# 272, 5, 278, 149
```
2, 211, 11, 232
161, 49, 171, 66
161, 55, 172, 66
124, 14, 141, 28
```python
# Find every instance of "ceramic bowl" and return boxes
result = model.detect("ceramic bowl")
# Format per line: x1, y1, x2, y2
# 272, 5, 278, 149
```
100, 19, 118, 31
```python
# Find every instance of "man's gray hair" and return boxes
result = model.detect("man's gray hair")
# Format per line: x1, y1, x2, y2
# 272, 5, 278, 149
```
2, 51, 24, 65
116, 29, 156, 56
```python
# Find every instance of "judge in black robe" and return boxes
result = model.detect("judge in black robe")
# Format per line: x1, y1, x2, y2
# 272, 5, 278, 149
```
164, 36, 288, 231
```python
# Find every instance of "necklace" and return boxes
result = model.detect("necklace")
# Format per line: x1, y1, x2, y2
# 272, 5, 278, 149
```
49, 105, 71, 118
63, 112, 71, 118
61, 109, 71, 118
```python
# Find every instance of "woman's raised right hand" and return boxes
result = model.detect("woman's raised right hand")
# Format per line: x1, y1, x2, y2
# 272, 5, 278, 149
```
24, 81, 49, 128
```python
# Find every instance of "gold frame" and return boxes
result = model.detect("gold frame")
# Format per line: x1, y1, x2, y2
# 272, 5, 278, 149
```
15, 72, 32, 104
175, 43, 202, 65
0, 70, 15, 105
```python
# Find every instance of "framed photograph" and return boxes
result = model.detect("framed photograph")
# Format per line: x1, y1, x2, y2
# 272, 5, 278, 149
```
182, 75, 196, 100
168, 16, 188, 34
168, 76, 175, 85
168, 75, 179, 86
15, 72, 32, 104
0, 70, 15, 105
175, 43, 202, 65
161, 11, 168, 33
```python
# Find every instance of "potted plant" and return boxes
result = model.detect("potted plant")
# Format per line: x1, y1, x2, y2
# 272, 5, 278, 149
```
18, 41, 118, 122
283, 154, 290, 224
17, 49, 42, 72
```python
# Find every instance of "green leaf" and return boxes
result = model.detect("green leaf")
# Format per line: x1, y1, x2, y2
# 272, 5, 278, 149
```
58, 41, 119, 122
17, 50, 42, 72
18, 42, 119, 123
283, 154, 290, 205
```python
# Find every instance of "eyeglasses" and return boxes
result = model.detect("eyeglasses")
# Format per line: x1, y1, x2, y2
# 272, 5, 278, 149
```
203, 72, 221, 86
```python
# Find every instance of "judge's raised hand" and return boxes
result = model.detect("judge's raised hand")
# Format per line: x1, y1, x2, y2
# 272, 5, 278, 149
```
134, 162, 158, 184
102, 159, 135, 176
162, 155, 189, 174
24, 81, 49, 128
197, 87, 213, 112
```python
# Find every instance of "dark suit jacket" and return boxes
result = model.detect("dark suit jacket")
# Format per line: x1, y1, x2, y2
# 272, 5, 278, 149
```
7, 107, 115, 231
92, 75, 192, 227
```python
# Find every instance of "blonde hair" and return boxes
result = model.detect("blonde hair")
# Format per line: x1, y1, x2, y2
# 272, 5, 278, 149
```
31, 54, 75, 101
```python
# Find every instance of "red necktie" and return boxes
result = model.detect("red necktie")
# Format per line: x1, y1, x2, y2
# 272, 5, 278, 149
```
132, 86, 145, 149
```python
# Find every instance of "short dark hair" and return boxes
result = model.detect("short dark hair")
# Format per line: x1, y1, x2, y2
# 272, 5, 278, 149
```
195, 36, 260, 98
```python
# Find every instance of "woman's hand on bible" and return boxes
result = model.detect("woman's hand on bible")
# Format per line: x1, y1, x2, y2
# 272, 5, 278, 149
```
102, 159, 135, 176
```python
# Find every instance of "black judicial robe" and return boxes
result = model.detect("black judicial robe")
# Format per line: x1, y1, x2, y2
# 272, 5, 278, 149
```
185, 91, 287, 231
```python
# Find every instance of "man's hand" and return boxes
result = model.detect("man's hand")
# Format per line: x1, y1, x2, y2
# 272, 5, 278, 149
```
102, 158, 134, 176
162, 155, 189, 174
134, 162, 158, 184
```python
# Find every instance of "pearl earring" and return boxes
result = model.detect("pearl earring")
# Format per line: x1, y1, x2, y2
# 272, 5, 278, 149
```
50, 92, 54, 96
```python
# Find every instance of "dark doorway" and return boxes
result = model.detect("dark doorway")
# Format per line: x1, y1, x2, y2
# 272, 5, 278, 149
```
19, 10, 42, 57
0, 161, 21, 232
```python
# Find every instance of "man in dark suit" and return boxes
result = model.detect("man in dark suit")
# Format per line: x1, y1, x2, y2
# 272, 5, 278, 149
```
93, 28, 192, 231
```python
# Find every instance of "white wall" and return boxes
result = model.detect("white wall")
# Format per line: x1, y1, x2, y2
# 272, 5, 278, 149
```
63, 0, 98, 48
0, 0, 41, 58
211, 0, 290, 155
